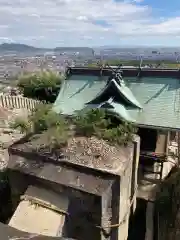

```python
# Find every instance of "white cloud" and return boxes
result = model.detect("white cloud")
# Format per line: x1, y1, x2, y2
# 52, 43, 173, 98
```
0, 0, 180, 47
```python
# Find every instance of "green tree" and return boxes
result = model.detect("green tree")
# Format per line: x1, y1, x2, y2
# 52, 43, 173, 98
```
17, 70, 64, 103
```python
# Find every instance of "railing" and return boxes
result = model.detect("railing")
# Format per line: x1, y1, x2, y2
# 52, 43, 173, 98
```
0, 95, 40, 110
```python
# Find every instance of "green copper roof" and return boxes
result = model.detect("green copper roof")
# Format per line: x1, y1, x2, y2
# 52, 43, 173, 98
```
53, 73, 180, 129
88, 78, 142, 109
53, 74, 108, 115
112, 79, 142, 109
102, 101, 136, 122
125, 77, 180, 129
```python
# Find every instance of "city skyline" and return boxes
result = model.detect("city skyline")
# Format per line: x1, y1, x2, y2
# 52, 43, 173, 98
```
1, 0, 180, 47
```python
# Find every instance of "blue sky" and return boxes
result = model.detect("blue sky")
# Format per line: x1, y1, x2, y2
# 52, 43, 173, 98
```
0, 0, 180, 47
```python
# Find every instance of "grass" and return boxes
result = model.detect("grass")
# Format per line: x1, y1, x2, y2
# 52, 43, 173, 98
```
10, 105, 137, 152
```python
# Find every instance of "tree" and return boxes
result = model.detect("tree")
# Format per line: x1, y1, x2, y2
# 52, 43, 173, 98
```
17, 70, 64, 103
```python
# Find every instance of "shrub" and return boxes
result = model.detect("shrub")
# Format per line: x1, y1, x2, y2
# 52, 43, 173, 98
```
11, 106, 137, 150
17, 70, 63, 102
74, 108, 137, 145
10, 117, 31, 134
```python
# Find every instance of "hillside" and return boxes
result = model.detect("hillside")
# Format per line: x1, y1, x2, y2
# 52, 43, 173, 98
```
0, 43, 50, 53
0, 43, 94, 54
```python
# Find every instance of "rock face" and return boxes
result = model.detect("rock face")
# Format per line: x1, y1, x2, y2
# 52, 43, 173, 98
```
0, 149, 8, 170
0, 107, 28, 170
0, 130, 23, 170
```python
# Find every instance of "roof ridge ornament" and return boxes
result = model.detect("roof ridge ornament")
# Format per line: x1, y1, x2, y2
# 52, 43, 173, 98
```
105, 62, 125, 86
98, 97, 114, 108
114, 71, 125, 86
97, 56, 106, 78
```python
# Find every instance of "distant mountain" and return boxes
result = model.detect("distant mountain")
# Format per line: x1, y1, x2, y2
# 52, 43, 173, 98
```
0, 43, 94, 55
0, 43, 51, 53
54, 47, 92, 51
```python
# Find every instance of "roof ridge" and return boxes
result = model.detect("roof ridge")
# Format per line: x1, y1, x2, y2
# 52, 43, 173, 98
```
87, 77, 142, 109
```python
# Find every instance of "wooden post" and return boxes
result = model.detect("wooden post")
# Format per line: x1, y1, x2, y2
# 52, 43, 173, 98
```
145, 201, 154, 240
178, 131, 180, 167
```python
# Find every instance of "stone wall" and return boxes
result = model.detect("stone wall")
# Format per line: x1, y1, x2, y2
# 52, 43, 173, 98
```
8, 136, 140, 240
101, 183, 114, 240
8, 170, 102, 240
30, 177, 102, 240
118, 159, 133, 240
118, 136, 140, 240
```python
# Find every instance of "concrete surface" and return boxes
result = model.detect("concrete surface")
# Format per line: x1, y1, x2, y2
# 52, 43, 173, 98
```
0, 222, 76, 240
8, 132, 140, 240
9, 186, 69, 237
23, 185, 69, 214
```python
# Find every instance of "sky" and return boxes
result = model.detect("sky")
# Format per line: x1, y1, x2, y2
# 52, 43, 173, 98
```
1, 0, 180, 47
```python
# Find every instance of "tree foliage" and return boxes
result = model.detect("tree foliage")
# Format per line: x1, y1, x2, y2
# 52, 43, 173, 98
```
17, 70, 64, 103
